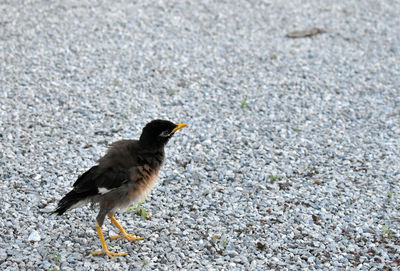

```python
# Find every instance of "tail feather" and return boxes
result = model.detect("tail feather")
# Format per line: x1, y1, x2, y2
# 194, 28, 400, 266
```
54, 166, 101, 215
53, 190, 91, 215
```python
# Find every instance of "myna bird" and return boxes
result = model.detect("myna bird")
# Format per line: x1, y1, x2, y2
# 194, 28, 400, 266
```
53, 119, 187, 257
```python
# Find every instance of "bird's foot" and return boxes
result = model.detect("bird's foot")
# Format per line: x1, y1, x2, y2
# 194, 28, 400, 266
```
110, 233, 144, 241
91, 249, 128, 258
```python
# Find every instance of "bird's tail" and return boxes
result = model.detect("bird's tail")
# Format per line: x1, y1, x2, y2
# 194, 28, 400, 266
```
53, 190, 88, 215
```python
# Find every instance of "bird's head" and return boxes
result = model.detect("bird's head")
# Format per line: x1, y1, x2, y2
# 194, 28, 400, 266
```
139, 119, 187, 149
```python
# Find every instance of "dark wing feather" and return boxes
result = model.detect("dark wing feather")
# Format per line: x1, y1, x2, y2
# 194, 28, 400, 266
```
73, 165, 101, 190
93, 166, 131, 190
73, 165, 130, 193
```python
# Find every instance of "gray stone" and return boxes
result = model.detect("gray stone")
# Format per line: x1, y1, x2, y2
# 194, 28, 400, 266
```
28, 231, 41, 242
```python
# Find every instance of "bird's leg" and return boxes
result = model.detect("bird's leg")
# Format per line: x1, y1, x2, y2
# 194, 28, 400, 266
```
108, 215, 144, 241
91, 222, 128, 258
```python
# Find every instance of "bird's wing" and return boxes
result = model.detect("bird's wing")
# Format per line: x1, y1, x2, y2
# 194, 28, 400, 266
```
72, 139, 141, 194
71, 139, 157, 196
98, 139, 140, 168
73, 165, 131, 194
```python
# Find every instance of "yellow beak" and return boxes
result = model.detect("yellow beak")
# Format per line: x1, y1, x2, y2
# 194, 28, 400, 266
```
171, 123, 188, 134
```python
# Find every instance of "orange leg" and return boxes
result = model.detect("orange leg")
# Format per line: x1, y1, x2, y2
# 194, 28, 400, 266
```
108, 215, 144, 241
91, 222, 128, 258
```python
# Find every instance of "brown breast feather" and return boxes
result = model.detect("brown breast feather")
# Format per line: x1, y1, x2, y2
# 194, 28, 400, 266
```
128, 164, 159, 202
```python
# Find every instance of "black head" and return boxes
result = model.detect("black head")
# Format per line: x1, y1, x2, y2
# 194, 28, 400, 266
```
139, 119, 187, 149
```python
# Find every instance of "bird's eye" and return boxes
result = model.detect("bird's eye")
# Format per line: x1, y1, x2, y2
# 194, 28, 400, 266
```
159, 130, 170, 137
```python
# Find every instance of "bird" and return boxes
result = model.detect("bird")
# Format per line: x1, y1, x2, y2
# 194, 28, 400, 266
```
53, 119, 187, 257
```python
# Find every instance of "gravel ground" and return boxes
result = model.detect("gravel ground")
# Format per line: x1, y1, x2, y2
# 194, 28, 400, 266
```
1, 0, 400, 270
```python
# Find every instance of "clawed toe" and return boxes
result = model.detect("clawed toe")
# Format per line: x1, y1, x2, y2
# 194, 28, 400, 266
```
111, 233, 143, 241
91, 249, 128, 258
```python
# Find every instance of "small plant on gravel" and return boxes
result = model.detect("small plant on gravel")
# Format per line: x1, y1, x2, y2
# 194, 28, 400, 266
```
49, 254, 61, 261
382, 225, 394, 238
220, 239, 228, 248
113, 78, 121, 86
269, 175, 282, 183
241, 95, 248, 109
129, 201, 151, 220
